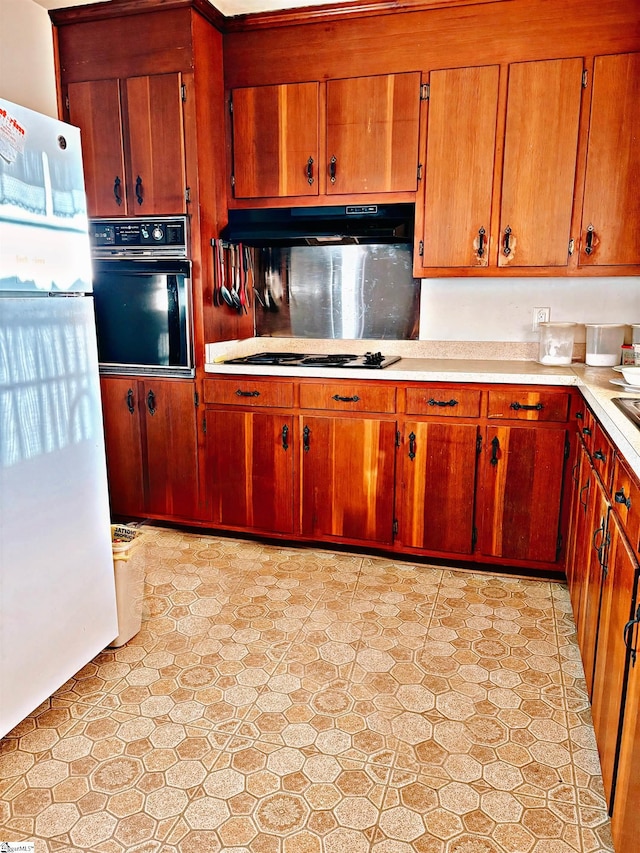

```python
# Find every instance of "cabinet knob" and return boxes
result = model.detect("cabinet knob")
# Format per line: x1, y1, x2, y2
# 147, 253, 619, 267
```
614, 488, 632, 509
306, 157, 314, 186
126, 388, 135, 414
113, 176, 123, 207
135, 175, 144, 206
329, 155, 337, 184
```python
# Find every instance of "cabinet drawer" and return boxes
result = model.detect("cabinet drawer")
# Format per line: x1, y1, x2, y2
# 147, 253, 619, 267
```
577, 406, 596, 452
406, 386, 481, 417
204, 378, 294, 408
612, 458, 640, 553
487, 389, 570, 422
591, 421, 615, 491
299, 382, 396, 413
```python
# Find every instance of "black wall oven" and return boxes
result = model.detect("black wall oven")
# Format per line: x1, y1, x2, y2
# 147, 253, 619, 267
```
89, 217, 193, 377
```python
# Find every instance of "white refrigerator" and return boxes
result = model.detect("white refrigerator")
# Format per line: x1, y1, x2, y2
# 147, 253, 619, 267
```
0, 98, 118, 737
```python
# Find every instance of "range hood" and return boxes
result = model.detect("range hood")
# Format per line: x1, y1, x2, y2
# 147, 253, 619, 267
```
221, 203, 414, 245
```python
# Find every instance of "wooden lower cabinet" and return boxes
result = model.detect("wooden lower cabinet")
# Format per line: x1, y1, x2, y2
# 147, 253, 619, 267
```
300, 415, 396, 544
478, 425, 567, 563
574, 467, 609, 697
565, 408, 640, 851
591, 510, 639, 806
398, 420, 478, 555
100, 376, 200, 520
206, 409, 294, 533
611, 594, 640, 853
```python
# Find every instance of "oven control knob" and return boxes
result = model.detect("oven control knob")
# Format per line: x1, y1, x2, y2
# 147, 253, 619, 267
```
141, 226, 150, 240
152, 226, 164, 241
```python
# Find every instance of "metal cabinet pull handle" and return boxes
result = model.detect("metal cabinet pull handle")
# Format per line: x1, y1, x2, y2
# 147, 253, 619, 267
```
303, 424, 310, 453
114, 176, 123, 206
147, 389, 156, 415
408, 431, 416, 461
306, 157, 314, 185
329, 155, 337, 184
594, 449, 606, 462
490, 436, 500, 466
235, 389, 260, 398
477, 227, 486, 259
126, 388, 135, 414
510, 402, 544, 411
282, 424, 289, 451
585, 224, 595, 256
592, 520, 609, 573
502, 225, 512, 256
615, 488, 632, 509
428, 398, 458, 408
623, 604, 640, 666
135, 175, 143, 206
579, 480, 590, 510
571, 461, 579, 486
332, 394, 360, 403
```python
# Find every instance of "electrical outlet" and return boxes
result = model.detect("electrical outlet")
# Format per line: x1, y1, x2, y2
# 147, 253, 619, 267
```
532, 307, 550, 331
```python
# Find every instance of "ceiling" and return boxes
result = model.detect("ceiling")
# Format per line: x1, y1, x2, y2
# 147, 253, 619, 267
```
35, 0, 332, 17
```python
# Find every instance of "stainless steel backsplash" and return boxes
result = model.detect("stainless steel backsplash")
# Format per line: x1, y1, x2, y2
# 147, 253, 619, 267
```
253, 244, 420, 340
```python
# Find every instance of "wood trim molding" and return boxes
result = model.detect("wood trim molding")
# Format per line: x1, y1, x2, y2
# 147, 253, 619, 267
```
223, 0, 509, 33
49, 0, 225, 31
49, 0, 509, 33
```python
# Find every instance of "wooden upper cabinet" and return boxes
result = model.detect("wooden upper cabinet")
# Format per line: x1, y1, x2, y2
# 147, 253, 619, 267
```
68, 80, 127, 217
498, 58, 583, 268
67, 73, 187, 216
419, 65, 499, 268
326, 73, 421, 194
124, 74, 187, 215
230, 73, 420, 200
231, 82, 319, 198
579, 53, 640, 267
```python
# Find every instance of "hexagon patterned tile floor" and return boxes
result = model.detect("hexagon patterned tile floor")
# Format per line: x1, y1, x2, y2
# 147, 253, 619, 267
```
0, 526, 613, 852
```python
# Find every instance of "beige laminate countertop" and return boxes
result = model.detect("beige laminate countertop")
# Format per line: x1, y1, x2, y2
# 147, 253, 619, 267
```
204, 348, 640, 481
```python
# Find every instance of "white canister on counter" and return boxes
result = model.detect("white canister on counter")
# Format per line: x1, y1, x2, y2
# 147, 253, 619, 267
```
585, 324, 625, 366
538, 322, 576, 365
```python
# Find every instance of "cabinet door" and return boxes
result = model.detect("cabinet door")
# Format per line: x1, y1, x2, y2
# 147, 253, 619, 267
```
498, 58, 583, 267
231, 83, 319, 199
575, 472, 609, 697
566, 443, 594, 618
398, 421, 478, 554
479, 425, 566, 563
124, 74, 187, 215
579, 53, 640, 267
142, 379, 199, 519
591, 510, 638, 805
67, 80, 127, 217
301, 416, 396, 544
207, 410, 294, 533
611, 594, 640, 853
419, 66, 499, 268
326, 73, 420, 194
99, 377, 145, 516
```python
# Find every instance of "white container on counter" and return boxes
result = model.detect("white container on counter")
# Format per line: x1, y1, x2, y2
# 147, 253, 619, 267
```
585, 324, 625, 366
538, 322, 577, 365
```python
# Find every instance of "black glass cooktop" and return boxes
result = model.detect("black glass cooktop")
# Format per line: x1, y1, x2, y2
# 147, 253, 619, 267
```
223, 351, 400, 369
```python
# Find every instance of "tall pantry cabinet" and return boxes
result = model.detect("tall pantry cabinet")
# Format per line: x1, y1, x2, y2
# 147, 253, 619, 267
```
49, 0, 247, 522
